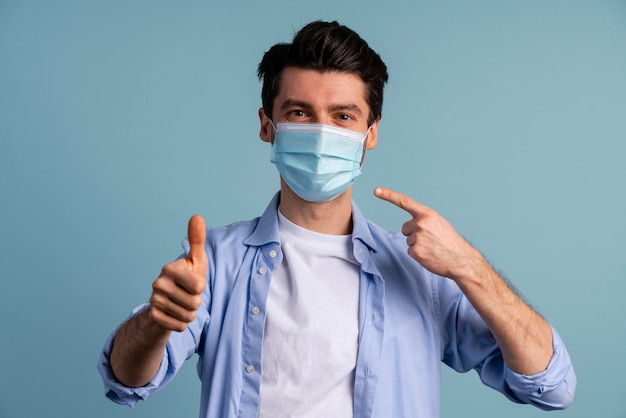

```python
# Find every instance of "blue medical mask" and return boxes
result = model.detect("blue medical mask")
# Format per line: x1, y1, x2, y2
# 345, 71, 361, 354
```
270, 122, 370, 202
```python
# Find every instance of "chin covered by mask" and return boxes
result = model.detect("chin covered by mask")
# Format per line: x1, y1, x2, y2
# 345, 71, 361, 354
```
270, 123, 370, 202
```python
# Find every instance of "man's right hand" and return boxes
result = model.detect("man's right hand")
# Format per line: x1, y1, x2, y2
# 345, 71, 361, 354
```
148, 214, 208, 332
110, 215, 208, 387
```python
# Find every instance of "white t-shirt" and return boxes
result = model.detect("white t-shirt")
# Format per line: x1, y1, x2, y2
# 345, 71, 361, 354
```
258, 211, 361, 417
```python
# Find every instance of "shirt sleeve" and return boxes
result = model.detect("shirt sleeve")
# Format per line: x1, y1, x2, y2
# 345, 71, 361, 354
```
501, 326, 576, 410
96, 303, 207, 407
439, 279, 576, 410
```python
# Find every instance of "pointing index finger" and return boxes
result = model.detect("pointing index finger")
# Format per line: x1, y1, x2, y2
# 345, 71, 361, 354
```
374, 187, 426, 218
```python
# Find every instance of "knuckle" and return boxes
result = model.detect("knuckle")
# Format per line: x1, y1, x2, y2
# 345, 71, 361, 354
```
150, 291, 169, 307
191, 278, 206, 295
190, 294, 203, 310
149, 305, 189, 332
149, 293, 160, 306
152, 278, 166, 292
160, 262, 177, 277
149, 298, 168, 318
421, 206, 436, 218
173, 322, 187, 333
183, 310, 197, 323
415, 217, 431, 230
148, 307, 168, 328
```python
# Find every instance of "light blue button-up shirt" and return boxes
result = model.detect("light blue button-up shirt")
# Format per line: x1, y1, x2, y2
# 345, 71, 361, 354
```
98, 193, 576, 417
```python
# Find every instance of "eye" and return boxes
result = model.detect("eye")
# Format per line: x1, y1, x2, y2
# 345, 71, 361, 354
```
337, 114, 353, 121
334, 113, 357, 127
286, 109, 309, 121
291, 110, 305, 117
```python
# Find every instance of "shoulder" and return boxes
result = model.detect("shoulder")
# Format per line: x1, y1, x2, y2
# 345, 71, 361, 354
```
205, 218, 260, 240
204, 217, 262, 253
181, 217, 261, 255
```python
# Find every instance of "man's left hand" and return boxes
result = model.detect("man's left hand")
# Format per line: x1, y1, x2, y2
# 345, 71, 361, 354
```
374, 186, 483, 281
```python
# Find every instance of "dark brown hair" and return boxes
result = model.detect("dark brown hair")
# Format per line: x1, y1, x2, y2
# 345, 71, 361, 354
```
257, 21, 389, 125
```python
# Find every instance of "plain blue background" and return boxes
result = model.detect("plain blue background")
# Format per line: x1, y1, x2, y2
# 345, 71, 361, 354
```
1, 1, 624, 417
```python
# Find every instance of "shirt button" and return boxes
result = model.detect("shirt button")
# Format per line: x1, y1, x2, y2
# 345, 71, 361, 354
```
246, 365, 255, 373
258, 266, 268, 275
269, 250, 277, 258
251, 307, 261, 315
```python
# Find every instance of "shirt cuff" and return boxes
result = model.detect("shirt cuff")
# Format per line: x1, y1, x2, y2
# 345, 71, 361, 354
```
504, 325, 576, 410
96, 305, 171, 407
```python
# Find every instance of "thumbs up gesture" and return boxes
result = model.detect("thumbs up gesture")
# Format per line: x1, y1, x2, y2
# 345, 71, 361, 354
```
149, 215, 208, 332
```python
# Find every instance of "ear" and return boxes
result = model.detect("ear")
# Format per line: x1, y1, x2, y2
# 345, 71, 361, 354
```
258, 108, 273, 143
365, 118, 380, 150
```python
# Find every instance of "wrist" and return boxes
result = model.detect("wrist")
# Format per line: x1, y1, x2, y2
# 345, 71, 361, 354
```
449, 249, 491, 288
140, 307, 173, 343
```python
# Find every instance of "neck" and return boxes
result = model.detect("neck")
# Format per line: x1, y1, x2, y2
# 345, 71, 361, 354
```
278, 180, 353, 235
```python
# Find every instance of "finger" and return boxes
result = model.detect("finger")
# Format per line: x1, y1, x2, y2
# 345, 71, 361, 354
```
150, 291, 198, 323
402, 220, 418, 237
405, 232, 417, 246
153, 271, 204, 308
159, 260, 206, 295
148, 306, 191, 333
186, 214, 207, 266
374, 187, 428, 218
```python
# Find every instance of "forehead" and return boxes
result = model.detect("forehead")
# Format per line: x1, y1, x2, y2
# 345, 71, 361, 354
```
274, 67, 368, 110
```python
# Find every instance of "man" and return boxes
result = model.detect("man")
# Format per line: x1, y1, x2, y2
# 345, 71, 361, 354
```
98, 20, 576, 417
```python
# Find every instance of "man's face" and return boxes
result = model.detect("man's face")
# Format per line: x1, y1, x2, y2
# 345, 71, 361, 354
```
259, 67, 378, 150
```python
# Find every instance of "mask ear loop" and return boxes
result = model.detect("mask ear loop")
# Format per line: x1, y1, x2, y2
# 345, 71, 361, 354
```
269, 120, 278, 144
363, 125, 373, 143
359, 125, 373, 168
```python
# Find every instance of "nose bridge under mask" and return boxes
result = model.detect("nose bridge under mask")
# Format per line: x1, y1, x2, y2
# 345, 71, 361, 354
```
275, 122, 367, 141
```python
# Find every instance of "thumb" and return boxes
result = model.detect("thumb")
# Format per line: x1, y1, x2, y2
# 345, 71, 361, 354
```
186, 214, 207, 271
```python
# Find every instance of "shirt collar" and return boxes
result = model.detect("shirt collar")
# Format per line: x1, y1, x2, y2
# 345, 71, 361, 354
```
244, 192, 378, 253
351, 199, 378, 253
243, 192, 282, 247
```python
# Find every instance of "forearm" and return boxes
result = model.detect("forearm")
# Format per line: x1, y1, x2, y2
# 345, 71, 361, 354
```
372, 187, 556, 375
453, 253, 553, 375
109, 308, 172, 387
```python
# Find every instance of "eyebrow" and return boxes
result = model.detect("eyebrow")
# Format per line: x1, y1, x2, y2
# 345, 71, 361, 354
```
329, 103, 364, 116
279, 99, 312, 112
279, 99, 364, 116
